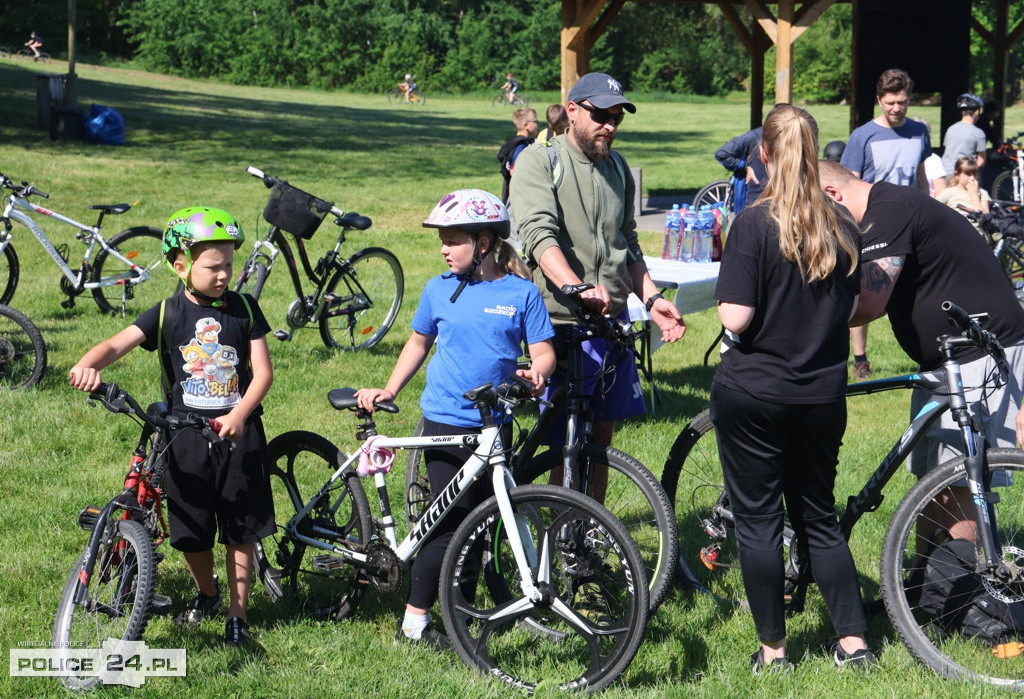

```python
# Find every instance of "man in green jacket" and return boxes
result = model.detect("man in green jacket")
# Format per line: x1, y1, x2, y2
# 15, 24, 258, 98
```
509, 72, 686, 456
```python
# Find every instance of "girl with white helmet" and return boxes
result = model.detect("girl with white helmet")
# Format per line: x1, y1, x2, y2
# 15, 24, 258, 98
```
356, 189, 555, 649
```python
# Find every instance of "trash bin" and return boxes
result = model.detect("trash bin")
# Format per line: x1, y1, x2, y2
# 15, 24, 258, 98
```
49, 106, 83, 141
35, 74, 66, 129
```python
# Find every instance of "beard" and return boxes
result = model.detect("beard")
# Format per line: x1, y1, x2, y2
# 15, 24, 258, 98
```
572, 121, 613, 163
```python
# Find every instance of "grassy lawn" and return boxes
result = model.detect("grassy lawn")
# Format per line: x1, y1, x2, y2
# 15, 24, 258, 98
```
2, 57, 1023, 697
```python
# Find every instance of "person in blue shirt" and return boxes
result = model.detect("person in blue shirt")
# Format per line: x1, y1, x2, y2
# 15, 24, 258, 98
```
356, 188, 555, 650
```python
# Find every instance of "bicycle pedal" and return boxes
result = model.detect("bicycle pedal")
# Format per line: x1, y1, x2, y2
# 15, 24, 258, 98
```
993, 642, 1024, 658
311, 554, 346, 572
60, 298, 75, 310
78, 505, 101, 531
322, 292, 340, 306
272, 329, 292, 342
150, 593, 173, 616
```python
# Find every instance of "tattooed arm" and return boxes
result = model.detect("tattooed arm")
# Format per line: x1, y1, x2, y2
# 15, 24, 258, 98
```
849, 255, 905, 326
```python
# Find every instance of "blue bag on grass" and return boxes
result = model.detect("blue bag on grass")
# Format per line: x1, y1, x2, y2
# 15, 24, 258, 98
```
83, 104, 125, 145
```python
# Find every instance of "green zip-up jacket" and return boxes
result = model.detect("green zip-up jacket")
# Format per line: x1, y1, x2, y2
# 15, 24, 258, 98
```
509, 134, 642, 325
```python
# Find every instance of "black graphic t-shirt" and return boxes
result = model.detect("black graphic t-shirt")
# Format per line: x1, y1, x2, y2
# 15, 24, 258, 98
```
133, 290, 271, 418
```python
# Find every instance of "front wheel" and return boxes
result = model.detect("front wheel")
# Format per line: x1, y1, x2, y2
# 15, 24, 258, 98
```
254, 431, 373, 620
0, 304, 47, 389
234, 260, 269, 300
92, 227, 179, 317
491, 93, 506, 107
881, 448, 1024, 687
440, 485, 649, 693
319, 247, 403, 351
387, 88, 403, 105
992, 171, 1020, 204
514, 444, 677, 613
0, 242, 20, 306
52, 519, 156, 692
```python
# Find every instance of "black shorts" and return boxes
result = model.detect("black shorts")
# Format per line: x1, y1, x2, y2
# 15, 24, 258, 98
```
165, 417, 275, 552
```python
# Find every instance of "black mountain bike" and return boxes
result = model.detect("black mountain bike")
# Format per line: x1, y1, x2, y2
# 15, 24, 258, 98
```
51, 383, 225, 692
405, 284, 677, 613
962, 203, 1024, 308
234, 166, 404, 351
0, 303, 46, 389
662, 302, 1024, 687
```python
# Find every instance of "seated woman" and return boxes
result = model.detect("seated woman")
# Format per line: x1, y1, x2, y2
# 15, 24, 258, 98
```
937, 155, 991, 216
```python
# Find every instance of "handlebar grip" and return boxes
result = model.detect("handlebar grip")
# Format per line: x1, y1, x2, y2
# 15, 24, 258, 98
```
34, 187, 49, 199
942, 301, 972, 331
246, 165, 265, 179
208, 418, 223, 434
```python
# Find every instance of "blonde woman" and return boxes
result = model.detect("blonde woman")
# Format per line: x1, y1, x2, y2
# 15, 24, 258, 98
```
711, 105, 875, 673
937, 155, 991, 215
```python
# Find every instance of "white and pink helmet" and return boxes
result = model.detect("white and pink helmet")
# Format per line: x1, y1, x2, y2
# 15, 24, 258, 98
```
422, 189, 510, 239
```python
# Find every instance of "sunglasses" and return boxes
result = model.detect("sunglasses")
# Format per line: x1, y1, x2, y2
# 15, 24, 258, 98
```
576, 102, 625, 127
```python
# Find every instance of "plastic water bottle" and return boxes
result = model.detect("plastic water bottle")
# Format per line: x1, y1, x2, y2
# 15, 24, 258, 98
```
697, 207, 714, 263
662, 204, 681, 260
680, 206, 697, 261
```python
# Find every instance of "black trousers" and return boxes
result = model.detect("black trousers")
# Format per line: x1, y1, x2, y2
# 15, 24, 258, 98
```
407, 417, 511, 610
710, 383, 868, 642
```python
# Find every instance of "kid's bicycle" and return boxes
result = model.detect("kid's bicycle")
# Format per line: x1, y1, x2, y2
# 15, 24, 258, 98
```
388, 87, 426, 105
234, 167, 403, 351
0, 173, 175, 317
254, 375, 648, 693
405, 284, 677, 613
662, 301, 1024, 687
992, 131, 1024, 205
51, 383, 226, 692
0, 303, 46, 389
492, 91, 529, 108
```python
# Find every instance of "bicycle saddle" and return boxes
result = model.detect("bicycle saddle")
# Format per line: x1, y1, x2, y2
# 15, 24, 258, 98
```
336, 212, 371, 230
90, 203, 131, 214
328, 387, 398, 413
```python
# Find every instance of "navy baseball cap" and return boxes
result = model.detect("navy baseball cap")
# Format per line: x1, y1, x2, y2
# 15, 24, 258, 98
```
567, 73, 636, 114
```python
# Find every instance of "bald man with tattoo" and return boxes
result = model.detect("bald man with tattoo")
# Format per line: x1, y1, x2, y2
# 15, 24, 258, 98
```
820, 160, 1024, 546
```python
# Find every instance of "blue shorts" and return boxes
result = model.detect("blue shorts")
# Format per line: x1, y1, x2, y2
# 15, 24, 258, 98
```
540, 319, 646, 446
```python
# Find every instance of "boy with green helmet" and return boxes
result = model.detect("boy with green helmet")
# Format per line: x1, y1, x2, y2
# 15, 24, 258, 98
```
71, 206, 273, 647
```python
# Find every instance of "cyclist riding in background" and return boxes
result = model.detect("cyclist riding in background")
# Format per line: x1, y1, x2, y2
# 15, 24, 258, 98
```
501, 73, 519, 104
399, 73, 418, 103
24, 31, 43, 57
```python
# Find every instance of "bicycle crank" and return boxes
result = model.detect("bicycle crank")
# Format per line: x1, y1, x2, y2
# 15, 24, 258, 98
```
363, 539, 402, 597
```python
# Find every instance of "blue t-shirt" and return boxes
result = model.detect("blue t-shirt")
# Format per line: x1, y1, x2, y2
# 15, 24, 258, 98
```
841, 119, 931, 186
412, 273, 554, 427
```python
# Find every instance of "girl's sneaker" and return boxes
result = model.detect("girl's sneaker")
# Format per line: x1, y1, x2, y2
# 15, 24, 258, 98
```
750, 649, 792, 675
394, 618, 452, 651
830, 640, 877, 670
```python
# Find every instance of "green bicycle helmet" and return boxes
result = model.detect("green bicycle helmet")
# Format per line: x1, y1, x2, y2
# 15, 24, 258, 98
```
163, 206, 244, 271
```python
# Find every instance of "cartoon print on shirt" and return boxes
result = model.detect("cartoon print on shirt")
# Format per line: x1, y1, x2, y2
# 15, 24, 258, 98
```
179, 318, 240, 408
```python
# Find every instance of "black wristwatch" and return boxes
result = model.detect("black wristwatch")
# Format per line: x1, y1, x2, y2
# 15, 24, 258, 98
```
645, 293, 664, 312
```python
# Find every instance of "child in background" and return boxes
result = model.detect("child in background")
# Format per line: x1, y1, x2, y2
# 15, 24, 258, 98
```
538, 103, 568, 145
496, 107, 538, 203
356, 189, 555, 649
69, 207, 274, 647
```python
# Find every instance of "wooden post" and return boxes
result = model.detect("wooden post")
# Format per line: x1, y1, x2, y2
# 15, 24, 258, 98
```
775, 0, 793, 104
971, 0, 1024, 145
561, 0, 609, 102
66, 0, 78, 108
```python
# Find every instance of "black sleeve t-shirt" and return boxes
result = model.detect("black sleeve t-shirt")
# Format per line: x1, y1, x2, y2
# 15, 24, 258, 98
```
714, 202, 860, 403
133, 290, 271, 418
859, 183, 1024, 370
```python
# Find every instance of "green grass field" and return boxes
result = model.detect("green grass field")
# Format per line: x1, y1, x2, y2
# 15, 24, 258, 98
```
2, 57, 1024, 697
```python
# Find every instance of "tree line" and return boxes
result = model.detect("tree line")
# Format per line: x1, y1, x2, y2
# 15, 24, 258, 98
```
1, 0, 1020, 103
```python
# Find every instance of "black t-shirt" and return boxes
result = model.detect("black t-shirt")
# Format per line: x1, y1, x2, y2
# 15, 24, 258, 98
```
133, 290, 271, 418
714, 203, 860, 403
860, 183, 1024, 369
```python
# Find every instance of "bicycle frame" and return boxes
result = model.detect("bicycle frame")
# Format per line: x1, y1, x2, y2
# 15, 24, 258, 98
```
1, 195, 149, 290
281, 421, 545, 601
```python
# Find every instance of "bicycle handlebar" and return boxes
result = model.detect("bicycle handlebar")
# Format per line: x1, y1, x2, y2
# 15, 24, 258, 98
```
559, 283, 641, 353
465, 373, 551, 412
87, 382, 226, 445
245, 165, 345, 219
941, 301, 1010, 379
0, 173, 49, 199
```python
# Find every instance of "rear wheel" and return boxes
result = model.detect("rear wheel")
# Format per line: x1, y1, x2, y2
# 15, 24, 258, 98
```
0, 304, 46, 389
693, 179, 732, 211
404, 415, 430, 526
319, 247, 403, 351
0, 243, 20, 306
92, 227, 179, 317
514, 444, 677, 613
881, 449, 1024, 687
52, 519, 156, 692
440, 485, 648, 693
409, 90, 426, 105
992, 171, 1020, 204
254, 431, 373, 620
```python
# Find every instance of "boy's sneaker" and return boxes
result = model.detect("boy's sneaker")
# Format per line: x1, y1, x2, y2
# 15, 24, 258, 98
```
174, 578, 221, 627
224, 616, 253, 647
750, 649, 792, 676
829, 639, 877, 670
394, 618, 452, 651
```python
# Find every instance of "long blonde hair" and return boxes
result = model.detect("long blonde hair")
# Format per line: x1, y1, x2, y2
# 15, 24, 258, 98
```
473, 230, 531, 279
757, 104, 859, 282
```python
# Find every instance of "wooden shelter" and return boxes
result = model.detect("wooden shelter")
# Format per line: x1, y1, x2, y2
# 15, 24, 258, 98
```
560, 0, 1022, 139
